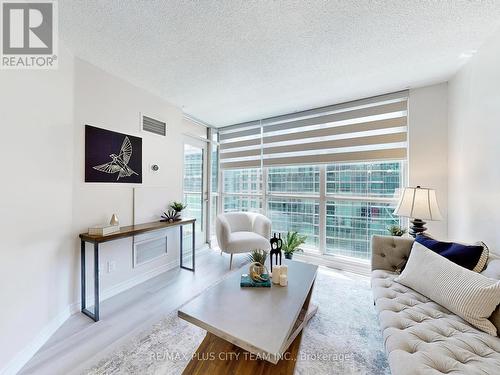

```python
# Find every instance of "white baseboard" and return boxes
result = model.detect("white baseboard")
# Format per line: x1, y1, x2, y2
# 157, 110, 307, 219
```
2, 256, 185, 375
0, 306, 72, 375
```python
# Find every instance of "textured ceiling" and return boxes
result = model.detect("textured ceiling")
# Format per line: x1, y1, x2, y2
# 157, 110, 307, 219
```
60, 1, 500, 126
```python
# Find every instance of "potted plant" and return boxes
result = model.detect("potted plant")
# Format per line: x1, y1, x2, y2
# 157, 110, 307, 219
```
170, 201, 187, 218
282, 231, 307, 260
247, 249, 267, 266
387, 225, 407, 237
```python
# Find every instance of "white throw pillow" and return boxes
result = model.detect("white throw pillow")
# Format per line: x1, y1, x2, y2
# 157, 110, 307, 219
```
395, 242, 500, 336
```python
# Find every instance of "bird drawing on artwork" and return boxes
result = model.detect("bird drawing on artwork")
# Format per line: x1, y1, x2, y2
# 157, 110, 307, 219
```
93, 136, 138, 180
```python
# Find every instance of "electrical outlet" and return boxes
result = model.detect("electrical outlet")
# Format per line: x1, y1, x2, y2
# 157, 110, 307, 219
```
107, 261, 116, 273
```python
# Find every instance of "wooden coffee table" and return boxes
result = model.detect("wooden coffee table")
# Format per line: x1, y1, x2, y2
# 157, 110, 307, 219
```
178, 260, 318, 373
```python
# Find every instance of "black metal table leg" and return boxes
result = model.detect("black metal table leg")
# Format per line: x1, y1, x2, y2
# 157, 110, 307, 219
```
180, 224, 184, 269
93, 242, 100, 321
192, 221, 196, 271
180, 223, 195, 272
81, 240, 86, 312
81, 241, 100, 322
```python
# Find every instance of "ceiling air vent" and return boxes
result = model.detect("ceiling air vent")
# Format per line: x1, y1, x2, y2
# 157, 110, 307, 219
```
142, 115, 166, 136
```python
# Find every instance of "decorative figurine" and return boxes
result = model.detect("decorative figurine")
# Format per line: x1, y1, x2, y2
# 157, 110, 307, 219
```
161, 210, 180, 222
248, 262, 270, 283
269, 232, 283, 272
110, 213, 119, 226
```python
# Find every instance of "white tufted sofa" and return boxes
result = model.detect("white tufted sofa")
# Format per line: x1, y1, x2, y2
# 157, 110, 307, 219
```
371, 235, 500, 375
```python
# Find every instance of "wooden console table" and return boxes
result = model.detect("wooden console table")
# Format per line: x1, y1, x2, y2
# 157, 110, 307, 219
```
79, 218, 196, 322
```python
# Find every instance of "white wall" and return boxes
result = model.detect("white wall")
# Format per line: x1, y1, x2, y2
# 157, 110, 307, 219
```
448, 28, 500, 252
0, 53, 206, 374
0, 46, 75, 372
72, 58, 206, 297
408, 83, 449, 239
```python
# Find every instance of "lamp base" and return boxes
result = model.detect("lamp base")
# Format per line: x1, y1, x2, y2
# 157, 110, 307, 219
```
409, 219, 427, 238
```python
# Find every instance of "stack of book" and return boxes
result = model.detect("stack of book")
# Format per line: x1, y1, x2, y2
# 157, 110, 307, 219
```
88, 224, 120, 236
240, 274, 271, 288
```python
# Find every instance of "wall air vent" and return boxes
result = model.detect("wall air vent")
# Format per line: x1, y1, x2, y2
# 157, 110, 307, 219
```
142, 114, 166, 136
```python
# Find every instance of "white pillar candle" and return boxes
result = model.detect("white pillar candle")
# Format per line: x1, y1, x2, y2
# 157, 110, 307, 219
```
280, 273, 288, 287
280, 265, 288, 276
272, 266, 281, 284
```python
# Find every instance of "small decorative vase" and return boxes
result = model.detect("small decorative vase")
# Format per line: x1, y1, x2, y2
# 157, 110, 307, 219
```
254, 263, 265, 275
110, 214, 119, 226
284, 253, 293, 260
249, 262, 269, 282
174, 210, 182, 220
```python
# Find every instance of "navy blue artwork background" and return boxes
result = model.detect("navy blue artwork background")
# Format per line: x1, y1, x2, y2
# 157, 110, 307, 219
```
85, 125, 142, 183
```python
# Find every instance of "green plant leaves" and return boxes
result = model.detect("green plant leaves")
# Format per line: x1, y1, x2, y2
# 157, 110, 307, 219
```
247, 249, 268, 264
282, 231, 307, 254
170, 201, 187, 212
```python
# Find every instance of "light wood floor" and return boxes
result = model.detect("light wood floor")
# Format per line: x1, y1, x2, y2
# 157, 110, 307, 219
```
19, 250, 251, 375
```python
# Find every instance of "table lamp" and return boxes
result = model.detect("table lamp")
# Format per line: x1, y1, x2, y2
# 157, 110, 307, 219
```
393, 186, 442, 237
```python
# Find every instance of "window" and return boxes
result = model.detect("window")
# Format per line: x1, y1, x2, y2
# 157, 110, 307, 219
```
325, 200, 399, 259
183, 144, 203, 227
325, 161, 402, 259
326, 162, 402, 197
267, 197, 320, 249
221, 161, 403, 261
218, 91, 408, 263
266, 166, 320, 249
224, 195, 262, 212
267, 166, 320, 194
223, 168, 262, 195
222, 168, 262, 213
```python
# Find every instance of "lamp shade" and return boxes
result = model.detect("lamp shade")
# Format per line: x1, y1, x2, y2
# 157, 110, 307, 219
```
393, 186, 443, 221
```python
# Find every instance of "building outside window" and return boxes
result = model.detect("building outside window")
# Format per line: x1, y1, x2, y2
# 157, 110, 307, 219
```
183, 144, 203, 227
222, 168, 263, 213
267, 166, 320, 249
221, 161, 404, 261
325, 162, 402, 259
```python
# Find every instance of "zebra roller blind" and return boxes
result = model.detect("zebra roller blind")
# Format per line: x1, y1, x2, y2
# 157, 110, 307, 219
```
219, 91, 408, 169
219, 120, 262, 169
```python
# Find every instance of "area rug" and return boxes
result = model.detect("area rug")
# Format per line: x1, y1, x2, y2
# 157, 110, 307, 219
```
84, 267, 389, 375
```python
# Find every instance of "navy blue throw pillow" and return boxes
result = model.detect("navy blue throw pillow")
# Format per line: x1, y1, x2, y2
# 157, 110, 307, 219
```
415, 234, 488, 272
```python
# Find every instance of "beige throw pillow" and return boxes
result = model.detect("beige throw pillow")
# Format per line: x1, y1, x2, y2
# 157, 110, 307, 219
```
395, 242, 500, 336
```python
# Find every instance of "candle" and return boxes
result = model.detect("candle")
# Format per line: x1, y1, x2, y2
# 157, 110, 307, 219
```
272, 266, 281, 284
280, 273, 288, 287
280, 265, 288, 276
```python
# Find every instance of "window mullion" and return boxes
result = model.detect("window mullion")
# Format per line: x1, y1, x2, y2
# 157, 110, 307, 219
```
319, 165, 326, 255
262, 167, 268, 216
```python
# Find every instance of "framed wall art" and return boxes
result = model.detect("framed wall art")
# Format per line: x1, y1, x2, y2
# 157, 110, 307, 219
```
85, 125, 142, 183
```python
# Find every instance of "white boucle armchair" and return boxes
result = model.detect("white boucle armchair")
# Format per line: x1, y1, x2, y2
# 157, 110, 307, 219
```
215, 212, 272, 269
